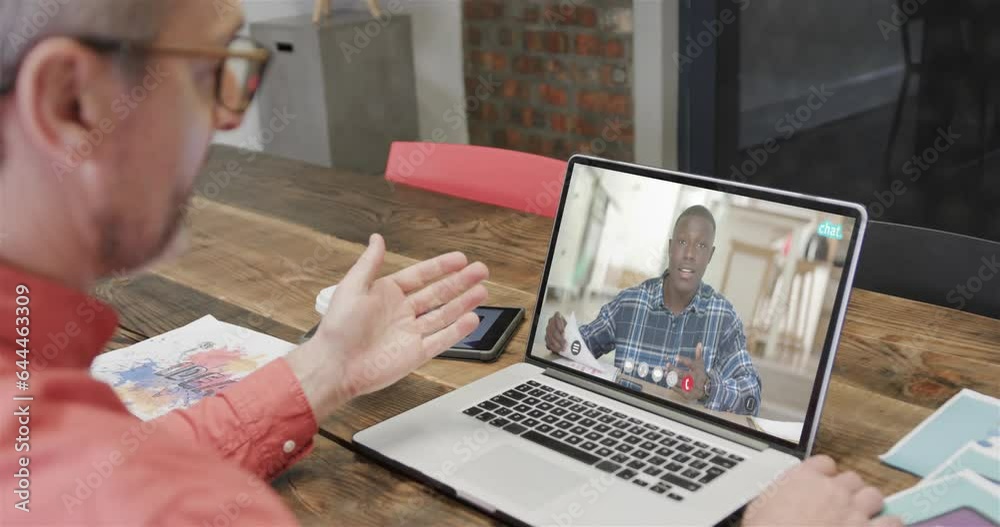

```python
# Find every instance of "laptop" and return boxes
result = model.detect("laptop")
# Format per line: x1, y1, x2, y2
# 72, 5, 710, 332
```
355, 155, 868, 526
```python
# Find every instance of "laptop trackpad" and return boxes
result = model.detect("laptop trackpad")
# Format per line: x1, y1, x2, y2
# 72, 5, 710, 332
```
455, 444, 588, 511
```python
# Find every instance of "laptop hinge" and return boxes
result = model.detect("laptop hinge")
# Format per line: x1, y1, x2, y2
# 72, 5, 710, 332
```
543, 367, 769, 452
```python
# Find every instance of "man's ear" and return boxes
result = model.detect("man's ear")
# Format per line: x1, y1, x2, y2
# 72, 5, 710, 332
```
14, 38, 111, 166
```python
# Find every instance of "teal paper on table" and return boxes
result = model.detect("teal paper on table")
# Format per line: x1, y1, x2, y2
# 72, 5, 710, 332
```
925, 440, 1000, 484
881, 470, 1000, 526
880, 390, 1000, 477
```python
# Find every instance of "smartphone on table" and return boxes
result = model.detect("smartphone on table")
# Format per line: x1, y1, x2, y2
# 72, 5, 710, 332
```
437, 306, 524, 362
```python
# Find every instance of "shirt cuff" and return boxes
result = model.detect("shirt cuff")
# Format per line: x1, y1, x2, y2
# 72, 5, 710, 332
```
223, 357, 318, 479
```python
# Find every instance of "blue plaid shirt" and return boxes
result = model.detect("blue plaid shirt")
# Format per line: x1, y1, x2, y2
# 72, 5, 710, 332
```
579, 274, 762, 415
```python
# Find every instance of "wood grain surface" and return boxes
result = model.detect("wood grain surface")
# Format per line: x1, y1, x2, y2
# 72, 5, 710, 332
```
198, 148, 553, 294
99, 146, 1000, 524
273, 434, 500, 527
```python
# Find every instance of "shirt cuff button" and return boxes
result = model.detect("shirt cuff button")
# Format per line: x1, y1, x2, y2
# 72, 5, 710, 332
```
282, 440, 296, 454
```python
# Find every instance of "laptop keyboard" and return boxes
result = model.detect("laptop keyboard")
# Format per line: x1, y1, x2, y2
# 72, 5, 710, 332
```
462, 380, 745, 502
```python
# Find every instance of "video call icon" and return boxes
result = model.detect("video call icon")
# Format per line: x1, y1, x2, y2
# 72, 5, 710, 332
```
666, 370, 678, 388
637, 362, 649, 379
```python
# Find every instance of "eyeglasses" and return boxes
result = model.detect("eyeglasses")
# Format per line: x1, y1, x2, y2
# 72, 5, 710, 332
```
0, 35, 271, 113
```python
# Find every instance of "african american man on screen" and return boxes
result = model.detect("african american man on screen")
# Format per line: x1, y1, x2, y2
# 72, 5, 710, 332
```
545, 205, 762, 415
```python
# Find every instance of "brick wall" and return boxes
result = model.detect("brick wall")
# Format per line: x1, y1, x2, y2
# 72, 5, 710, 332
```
462, 0, 635, 161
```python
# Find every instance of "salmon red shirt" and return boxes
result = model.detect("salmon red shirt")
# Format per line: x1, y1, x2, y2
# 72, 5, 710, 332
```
0, 263, 317, 525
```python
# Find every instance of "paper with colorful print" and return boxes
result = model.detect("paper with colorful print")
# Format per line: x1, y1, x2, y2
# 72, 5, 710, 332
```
91, 315, 295, 420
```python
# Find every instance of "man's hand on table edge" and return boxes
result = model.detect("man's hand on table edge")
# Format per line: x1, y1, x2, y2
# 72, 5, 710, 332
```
743, 455, 903, 527
285, 233, 490, 420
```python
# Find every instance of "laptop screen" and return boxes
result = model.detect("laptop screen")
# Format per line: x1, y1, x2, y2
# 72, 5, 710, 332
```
528, 160, 862, 447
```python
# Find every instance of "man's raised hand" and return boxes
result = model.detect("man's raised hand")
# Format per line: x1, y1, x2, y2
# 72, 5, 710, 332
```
286, 234, 490, 419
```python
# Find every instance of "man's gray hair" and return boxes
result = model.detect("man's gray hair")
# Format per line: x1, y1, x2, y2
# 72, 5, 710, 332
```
0, 0, 170, 91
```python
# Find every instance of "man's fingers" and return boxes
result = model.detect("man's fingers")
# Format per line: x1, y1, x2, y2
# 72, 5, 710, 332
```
868, 515, 904, 527
833, 471, 865, 494
388, 251, 469, 294
415, 284, 488, 336
406, 262, 489, 315
852, 486, 886, 518
695, 342, 703, 361
341, 234, 386, 291
801, 454, 838, 476
676, 357, 693, 370
422, 311, 483, 359
546, 333, 565, 352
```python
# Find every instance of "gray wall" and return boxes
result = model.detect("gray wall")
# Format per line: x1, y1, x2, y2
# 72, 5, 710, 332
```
634, 0, 679, 169
215, 0, 467, 152
739, 0, 905, 146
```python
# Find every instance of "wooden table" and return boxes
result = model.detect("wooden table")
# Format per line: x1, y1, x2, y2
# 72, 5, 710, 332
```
99, 146, 1000, 526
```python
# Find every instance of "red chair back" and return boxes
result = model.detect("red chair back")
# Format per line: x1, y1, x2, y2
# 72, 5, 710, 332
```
385, 142, 567, 217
